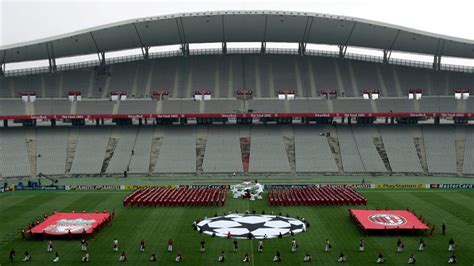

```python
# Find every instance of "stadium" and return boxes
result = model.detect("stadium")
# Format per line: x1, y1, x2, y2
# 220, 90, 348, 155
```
1, 8, 473, 265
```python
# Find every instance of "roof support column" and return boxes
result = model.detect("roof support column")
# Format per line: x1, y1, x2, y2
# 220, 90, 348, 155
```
141, 46, 150, 59
433, 39, 445, 71
181, 44, 190, 57
0, 51, 5, 76
98, 52, 106, 67
433, 55, 441, 71
48, 57, 57, 73
132, 23, 150, 59
260, 42, 266, 54
222, 42, 227, 54
299, 17, 313, 57
383, 49, 392, 64
338, 45, 347, 58
261, 15, 268, 55
46, 42, 57, 73
298, 42, 307, 56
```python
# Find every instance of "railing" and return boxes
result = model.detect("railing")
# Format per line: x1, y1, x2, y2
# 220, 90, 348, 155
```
3, 47, 474, 77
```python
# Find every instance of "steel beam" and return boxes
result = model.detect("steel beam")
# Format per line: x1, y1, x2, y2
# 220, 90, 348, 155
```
133, 23, 150, 59
46, 42, 57, 73
261, 15, 268, 54
181, 44, 190, 56
433, 55, 442, 71
299, 17, 313, 56
0, 50, 5, 76
338, 45, 348, 58
383, 30, 400, 64
221, 15, 227, 54
298, 42, 307, 56
383, 49, 392, 64
433, 39, 445, 71
338, 21, 357, 58
222, 42, 227, 54
175, 18, 189, 57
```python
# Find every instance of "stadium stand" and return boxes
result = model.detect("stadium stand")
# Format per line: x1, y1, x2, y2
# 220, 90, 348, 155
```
36, 127, 68, 175
337, 126, 367, 172
202, 126, 243, 173
248, 127, 291, 173
105, 127, 137, 174
0, 124, 473, 177
379, 126, 423, 173
463, 127, 474, 175
69, 127, 110, 175
294, 126, 339, 173
0, 128, 31, 177
1, 56, 473, 101
153, 126, 196, 174
128, 127, 153, 174
423, 125, 457, 174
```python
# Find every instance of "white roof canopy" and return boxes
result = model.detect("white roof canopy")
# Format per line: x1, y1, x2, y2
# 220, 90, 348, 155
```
1, 10, 474, 64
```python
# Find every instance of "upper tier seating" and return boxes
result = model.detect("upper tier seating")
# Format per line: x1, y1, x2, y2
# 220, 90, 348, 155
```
1, 54, 472, 99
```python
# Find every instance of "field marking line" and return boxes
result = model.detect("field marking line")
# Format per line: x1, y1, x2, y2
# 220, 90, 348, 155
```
248, 199, 255, 266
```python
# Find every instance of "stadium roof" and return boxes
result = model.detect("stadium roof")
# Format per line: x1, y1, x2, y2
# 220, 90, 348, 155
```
1, 10, 474, 64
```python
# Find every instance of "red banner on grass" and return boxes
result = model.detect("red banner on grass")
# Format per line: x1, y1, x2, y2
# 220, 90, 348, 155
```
30, 213, 110, 235
350, 209, 429, 230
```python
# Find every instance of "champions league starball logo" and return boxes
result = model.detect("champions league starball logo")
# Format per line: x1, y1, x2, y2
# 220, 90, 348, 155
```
44, 218, 96, 233
368, 214, 407, 226
197, 214, 306, 239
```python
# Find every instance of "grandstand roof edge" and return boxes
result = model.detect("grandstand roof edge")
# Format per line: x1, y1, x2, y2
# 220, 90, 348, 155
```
1, 10, 473, 63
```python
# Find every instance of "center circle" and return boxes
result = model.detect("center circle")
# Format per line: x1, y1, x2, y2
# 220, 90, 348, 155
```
196, 214, 306, 239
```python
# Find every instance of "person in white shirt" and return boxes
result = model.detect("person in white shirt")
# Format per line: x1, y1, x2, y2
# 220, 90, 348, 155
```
448, 238, 456, 252
81, 252, 89, 262
418, 239, 425, 252
242, 252, 250, 262
47, 240, 53, 252
291, 239, 298, 252
359, 239, 365, 252
113, 239, 119, 252
52, 252, 59, 263
22, 251, 32, 262
118, 251, 127, 262
258, 240, 264, 252
408, 254, 416, 264
337, 252, 347, 262
376, 252, 385, 264
303, 252, 312, 262
218, 251, 225, 262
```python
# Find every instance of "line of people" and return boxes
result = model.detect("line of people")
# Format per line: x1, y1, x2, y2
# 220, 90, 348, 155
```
7, 235, 460, 264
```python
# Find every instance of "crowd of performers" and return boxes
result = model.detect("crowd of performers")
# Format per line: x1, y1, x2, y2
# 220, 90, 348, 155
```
8, 234, 460, 263
9, 210, 460, 264
10, 228, 460, 264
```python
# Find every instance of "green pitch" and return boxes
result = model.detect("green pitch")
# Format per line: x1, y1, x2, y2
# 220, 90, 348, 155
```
1, 190, 473, 265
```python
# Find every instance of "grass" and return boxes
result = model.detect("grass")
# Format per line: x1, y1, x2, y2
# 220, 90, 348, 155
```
1, 190, 473, 265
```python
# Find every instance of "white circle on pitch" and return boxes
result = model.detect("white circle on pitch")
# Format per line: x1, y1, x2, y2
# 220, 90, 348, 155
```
232, 216, 272, 224
289, 220, 304, 226
264, 220, 291, 228
252, 228, 290, 238
213, 227, 250, 236
207, 220, 242, 228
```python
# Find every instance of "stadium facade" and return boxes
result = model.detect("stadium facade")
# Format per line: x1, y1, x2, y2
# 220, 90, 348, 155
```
0, 11, 473, 178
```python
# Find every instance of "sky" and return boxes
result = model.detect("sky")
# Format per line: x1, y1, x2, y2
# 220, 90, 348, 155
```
1, 0, 474, 69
